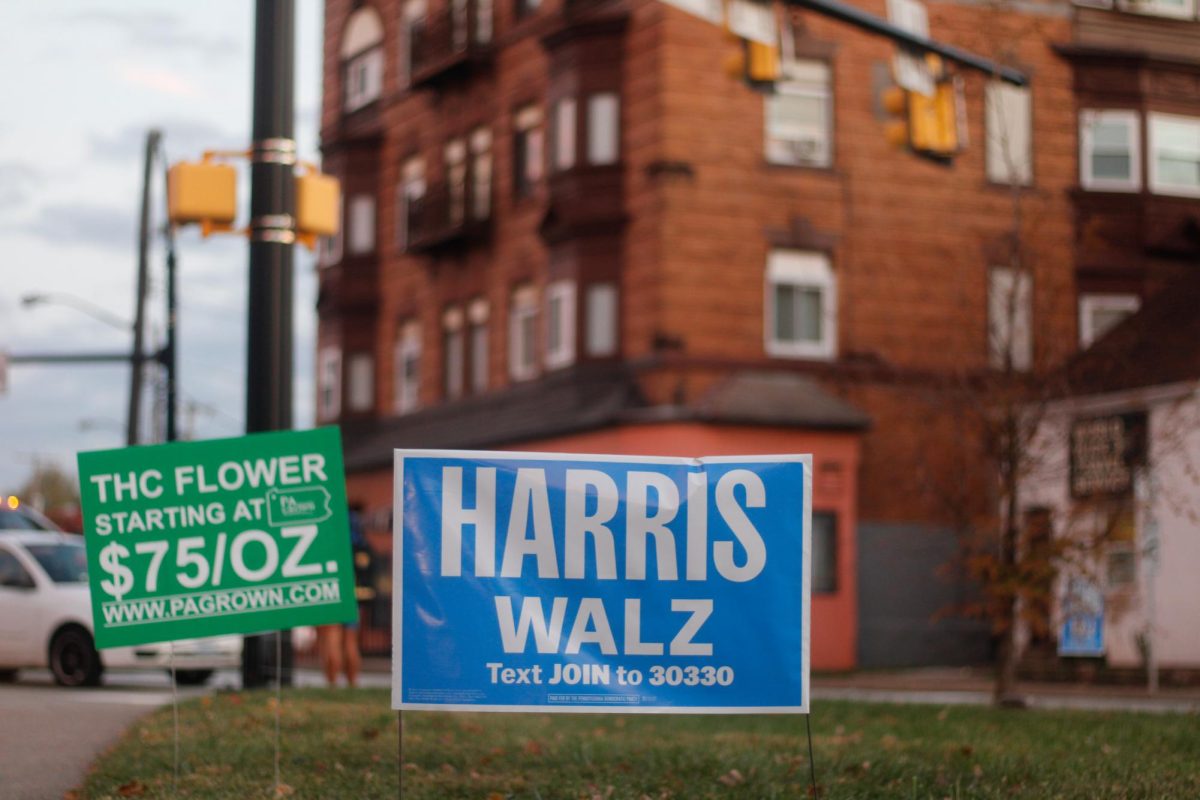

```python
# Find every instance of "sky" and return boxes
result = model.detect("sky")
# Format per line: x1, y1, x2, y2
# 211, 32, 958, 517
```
0, 1, 326, 496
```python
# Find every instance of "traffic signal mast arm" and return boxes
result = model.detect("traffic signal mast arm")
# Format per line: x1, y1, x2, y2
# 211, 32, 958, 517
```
786, 0, 1028, 86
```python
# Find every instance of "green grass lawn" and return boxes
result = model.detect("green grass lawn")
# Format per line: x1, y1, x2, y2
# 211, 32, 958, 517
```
75, 689, 1199, 799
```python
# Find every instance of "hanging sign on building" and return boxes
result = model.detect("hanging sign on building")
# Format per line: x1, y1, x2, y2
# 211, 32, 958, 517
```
1069, 411, 1147, 499
77, 428, 358, 648
393, 451, 811, 713
1058, 577, 1105, 657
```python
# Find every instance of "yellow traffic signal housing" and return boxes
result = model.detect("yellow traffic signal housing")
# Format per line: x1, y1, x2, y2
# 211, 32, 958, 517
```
295, 170, 341, 250
167, 161, 237, 232
722, 33, 780, 90
880, 80, 962, 160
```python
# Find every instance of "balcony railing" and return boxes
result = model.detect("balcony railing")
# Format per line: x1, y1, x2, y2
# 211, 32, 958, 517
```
406, 179, 492, 252
409, 3, 493, 87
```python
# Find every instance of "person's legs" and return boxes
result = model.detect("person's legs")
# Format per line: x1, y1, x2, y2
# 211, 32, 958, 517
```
317, 624, 343, 687
343, 625, 361, 688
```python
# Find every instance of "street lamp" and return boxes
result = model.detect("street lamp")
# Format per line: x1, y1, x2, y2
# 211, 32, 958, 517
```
20, 293, 133, 332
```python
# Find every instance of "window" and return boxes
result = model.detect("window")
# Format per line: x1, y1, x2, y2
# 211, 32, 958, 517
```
394, 321, 422, 414
554, 97, 577, 172
341, 7, 385, 112
1079, 294, 1139, 347
513, 105, 544, 198
475, 0, 493, 43
397, 157, 425, 251
1080, 110, 1141, 192
986, 82, 1033, 186
401, 0, 428, 87
443, 307, 465, 401
347, 352, 374, 412
585, 283, 618, 357
516, 0, 541, 19
545, 280, 576, 369
587, 93, 620, 165
0, 548, 35, 589
765, 250, 837, 360
811, 511, 837, 593
1149, 113, 1200, 198
317, 347, 342, 421
468, 298, 489, 393
765, 60, 832, 168
445, 138, 467, 226
1117, 0, 1196, 19
988, 266, 1033, 371
509, 285, 538, 381
319, 195, 344, 266
347, 194, 376, 255
470, 127, 492, 221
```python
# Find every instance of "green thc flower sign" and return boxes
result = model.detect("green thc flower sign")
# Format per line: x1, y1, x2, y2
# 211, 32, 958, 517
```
77, 428, 357, 648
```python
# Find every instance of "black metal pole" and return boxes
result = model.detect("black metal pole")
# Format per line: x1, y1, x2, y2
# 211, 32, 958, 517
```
164, 234, 178, 443
242, 0, 296, 690
127, 129, 162, 446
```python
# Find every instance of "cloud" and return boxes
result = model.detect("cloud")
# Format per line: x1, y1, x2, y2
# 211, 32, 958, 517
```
117, 64, 199, 98
91, 119, 246, 163
74, 10, 242, 58
15, 203, 137, 251
0, 163, 41, 209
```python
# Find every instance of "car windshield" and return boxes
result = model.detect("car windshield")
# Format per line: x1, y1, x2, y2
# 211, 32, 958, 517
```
0, 508, 56, 531
25, 542, 88, 583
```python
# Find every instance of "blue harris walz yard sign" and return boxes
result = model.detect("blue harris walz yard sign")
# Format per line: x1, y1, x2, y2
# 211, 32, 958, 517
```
393, 451, 811, 713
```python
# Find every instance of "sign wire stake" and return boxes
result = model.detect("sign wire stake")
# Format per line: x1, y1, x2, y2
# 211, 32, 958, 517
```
397, 710, 404, 799
805, 712, 819, 798
274, 631, 283, 795
169, 641, 179, 797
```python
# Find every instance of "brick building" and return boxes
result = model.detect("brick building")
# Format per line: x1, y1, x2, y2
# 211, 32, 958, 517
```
316, 0, 1200, 667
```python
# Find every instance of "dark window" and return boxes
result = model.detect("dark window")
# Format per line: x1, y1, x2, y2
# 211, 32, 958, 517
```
812, 511, 837, 593
26, 543, 88, 584
0, 549, 35, 589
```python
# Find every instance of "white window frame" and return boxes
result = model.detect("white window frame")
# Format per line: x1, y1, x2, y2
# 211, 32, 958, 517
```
470, 126, 492, 221
1117, 0, 1196, 19
468, 298, 489, 393
319, 195, 344, 267
509, 285, 539, 381
986, 82, 1033, 186
1079, 293, 1140, 347
514, 105, 544, 196
346, 352, 374, 412
988, 266, 1033, 372
544, 280, 577, 370
443, 307, 465, 401
401, 0, 428, 87
1080, 110, 1141, 192
317, 347, 342, 421
554, 97, 577, 172
1148, 113, 1200, 199
445, 138, 467, 226
587, 93, 620, 166
344, 47, 384, 113
765, 60, 833, 168
397, 158, 425, 252
394, 321, 422, 414
585, 283, 618, 357
764, 250, 837, 361
347, 194, 376, 255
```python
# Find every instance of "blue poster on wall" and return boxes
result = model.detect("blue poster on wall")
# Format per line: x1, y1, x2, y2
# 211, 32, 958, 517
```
392, 451, 811, 714
1059, 577, 1105, 657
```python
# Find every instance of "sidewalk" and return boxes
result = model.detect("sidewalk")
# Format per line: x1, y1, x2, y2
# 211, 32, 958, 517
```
358, 658, 1200, 714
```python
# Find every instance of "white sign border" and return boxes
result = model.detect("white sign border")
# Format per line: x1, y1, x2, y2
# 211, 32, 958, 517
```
392, 449, 812, 715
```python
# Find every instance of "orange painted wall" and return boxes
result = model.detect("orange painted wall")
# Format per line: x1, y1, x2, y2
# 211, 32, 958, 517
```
347, 422, 861, 670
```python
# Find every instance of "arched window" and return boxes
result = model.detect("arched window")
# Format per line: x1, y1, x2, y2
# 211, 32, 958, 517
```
341, 6, 384, 112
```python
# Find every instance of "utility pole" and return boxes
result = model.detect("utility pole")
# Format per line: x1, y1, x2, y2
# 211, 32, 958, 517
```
242, 0, 296, 689
127, 129, 162, 446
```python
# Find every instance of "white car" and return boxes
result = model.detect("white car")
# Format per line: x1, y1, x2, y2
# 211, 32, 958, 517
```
0, 507, 242, 687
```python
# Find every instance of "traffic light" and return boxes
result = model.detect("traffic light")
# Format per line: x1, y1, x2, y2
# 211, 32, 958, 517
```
295, 167, 341, 251
880, 76, 963, 161
722, 31, 780, 90
167, 157, 238, 236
